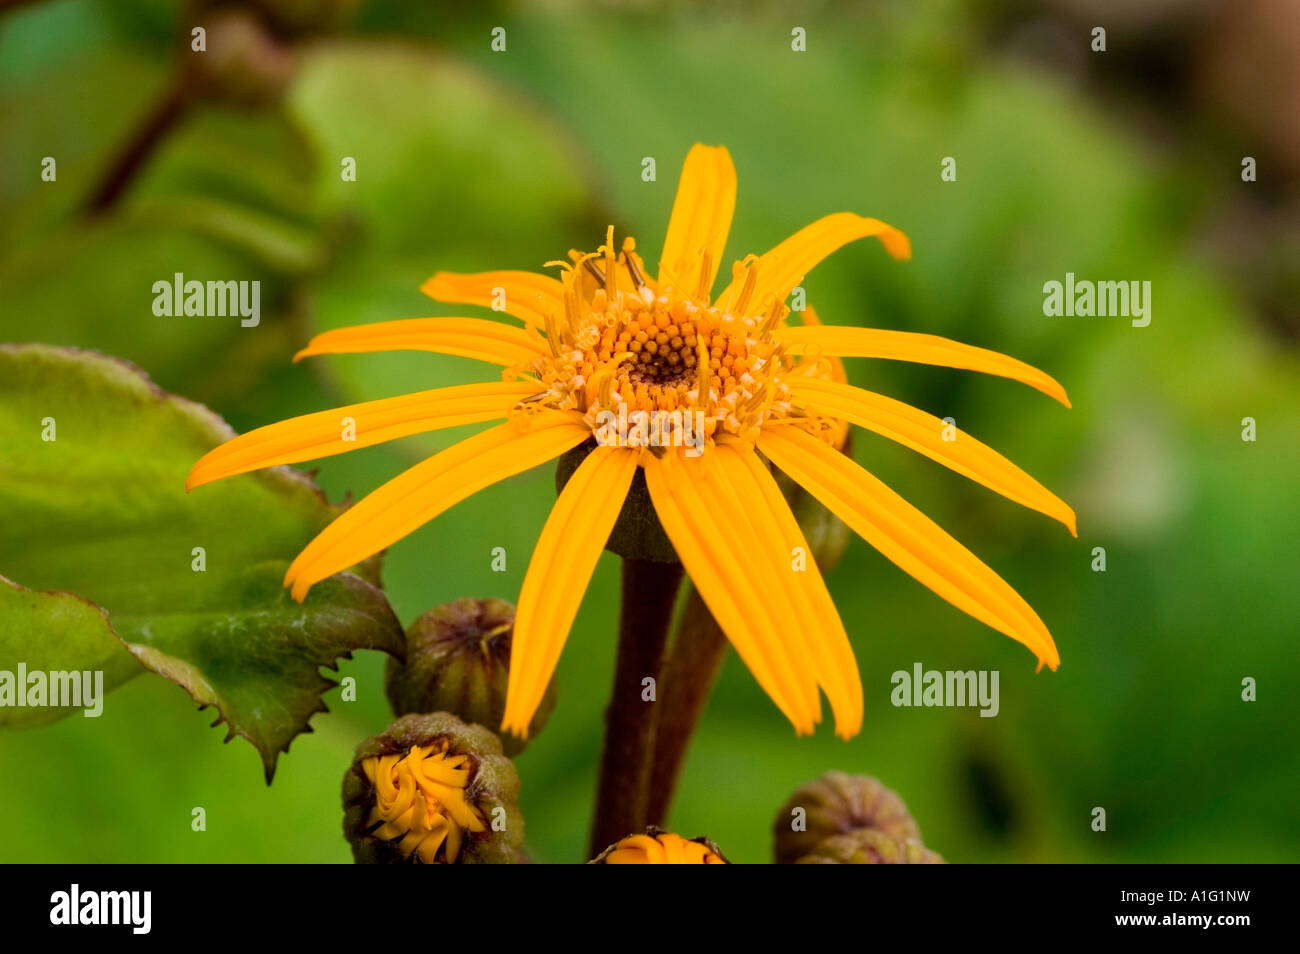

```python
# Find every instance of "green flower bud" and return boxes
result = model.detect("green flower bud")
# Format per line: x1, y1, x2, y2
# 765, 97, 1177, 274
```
795, 829, 946, 864
774, 771, 923, 865
343, 712, 522, 864
384, 598, 555, 755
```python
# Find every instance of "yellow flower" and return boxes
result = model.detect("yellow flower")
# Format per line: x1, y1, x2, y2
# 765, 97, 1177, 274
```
594, 830, 728, 864
189, 145, 1073, 742
361, 741, 486, 864
344, 712, 522, 864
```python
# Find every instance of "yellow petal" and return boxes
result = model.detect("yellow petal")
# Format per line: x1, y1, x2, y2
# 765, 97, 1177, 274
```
796, 306, 847, 383
663, 833, 686, 864
283, 412, 590, 600
712, 445, 863, 738
502, 445, 637, 737
294, 316, 545, 367
606, 834, 665, 864
441, 823, 462, 864
681, 839, 710, 863
643, 450, 822, 734
433, 786, 485, 832
717, 213, 911, 317
773, 325, 1071, 407
787, 377, 1077, 535
795, 305, 849, 448
757, 426, 1060, 670
420, 270, 565, 328
187, 381, 539, 490
658, 144, 737, 296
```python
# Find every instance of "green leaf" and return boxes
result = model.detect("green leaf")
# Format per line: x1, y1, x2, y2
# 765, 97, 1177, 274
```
125, 196, 330, 276
0, 344, 404, 779
286, 41, 597, 257
0, 575, 134, 727
0, 217, 291, 409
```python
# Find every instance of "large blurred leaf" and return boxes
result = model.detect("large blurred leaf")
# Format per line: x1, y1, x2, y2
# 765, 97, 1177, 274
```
288, 40, 596, 255
0, 344, 403, 778
0, 44, 160, 249
0, 218, 292, 404
0, 43, 322, 407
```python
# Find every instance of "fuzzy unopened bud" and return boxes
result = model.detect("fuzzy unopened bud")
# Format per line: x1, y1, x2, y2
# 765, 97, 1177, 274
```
775, 771, 925, 864
796, 829, 945, 864
385, 598, 555, 755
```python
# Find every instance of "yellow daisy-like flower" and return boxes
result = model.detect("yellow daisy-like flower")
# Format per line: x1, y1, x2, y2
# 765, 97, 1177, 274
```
188, 145, 1074, 742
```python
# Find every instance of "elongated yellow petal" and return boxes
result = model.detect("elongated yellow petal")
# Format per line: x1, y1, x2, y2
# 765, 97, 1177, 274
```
797, 305, 849, 448
757, 426, 1060, 670
187, 381, 539, 491
787, 377, 1077, 535
796, 306, 847, 383
717, 213, 911, 317
712, 445, 863, 738
658, 144, 737, 296
694, 450, 824, 721
294, 317, 545, 367
643, 450, 822, 734
502, 445, 637, 737
420, 270, 564, 328
283, 412, 590, 601
773, 325, 1071, 406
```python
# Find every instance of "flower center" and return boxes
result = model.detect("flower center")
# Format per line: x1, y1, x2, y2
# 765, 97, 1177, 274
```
617, 309, 702, 387
519, 229, 824, 451
361, 742, 486, 863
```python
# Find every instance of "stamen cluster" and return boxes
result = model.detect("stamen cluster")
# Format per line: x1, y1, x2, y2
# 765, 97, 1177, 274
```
518, 231, 825, 450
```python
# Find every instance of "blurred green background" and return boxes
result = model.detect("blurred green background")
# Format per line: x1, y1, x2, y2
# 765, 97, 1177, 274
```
1, 0, 1297, 863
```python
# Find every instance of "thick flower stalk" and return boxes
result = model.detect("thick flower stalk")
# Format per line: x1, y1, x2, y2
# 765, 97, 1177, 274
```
189, 144, 1074, 743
